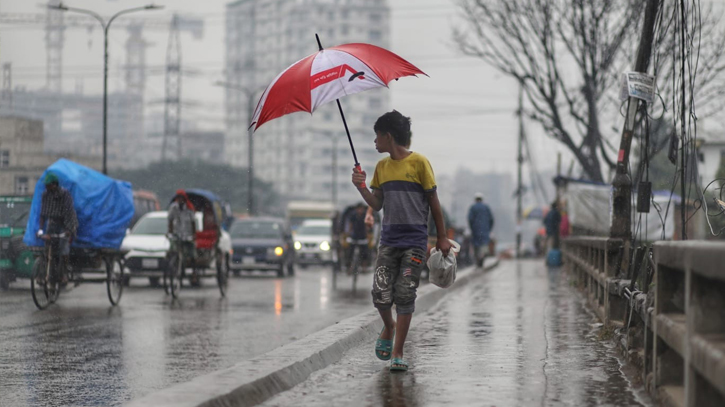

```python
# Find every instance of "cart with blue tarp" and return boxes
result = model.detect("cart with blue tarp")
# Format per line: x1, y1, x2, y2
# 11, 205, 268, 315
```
23, 159, 134, 309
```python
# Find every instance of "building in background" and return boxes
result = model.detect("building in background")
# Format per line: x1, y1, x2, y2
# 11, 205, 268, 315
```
224, 0, 390, 207
699, 129, 725, 188
0, 115, 101, 195
0, 88, 144, 170
180, 131, 225, 162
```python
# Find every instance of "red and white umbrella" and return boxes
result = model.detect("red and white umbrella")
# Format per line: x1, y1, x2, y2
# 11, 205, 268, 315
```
250, 35, 426, 173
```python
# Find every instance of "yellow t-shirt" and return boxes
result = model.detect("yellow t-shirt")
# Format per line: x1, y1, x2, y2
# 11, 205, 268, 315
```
370, 152, 436, 250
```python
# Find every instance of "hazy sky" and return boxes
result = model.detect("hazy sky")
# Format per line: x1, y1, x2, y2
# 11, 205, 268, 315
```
1, 0, 723, 179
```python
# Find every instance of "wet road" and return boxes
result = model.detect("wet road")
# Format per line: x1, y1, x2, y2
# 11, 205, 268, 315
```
262, 260, 653, 407
0, 267, 374, 407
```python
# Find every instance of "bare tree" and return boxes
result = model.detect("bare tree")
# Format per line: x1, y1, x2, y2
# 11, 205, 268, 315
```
454, 0, 725, 182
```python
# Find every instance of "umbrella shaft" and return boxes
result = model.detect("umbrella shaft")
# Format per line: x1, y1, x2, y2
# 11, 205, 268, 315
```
336, 99, 359, 166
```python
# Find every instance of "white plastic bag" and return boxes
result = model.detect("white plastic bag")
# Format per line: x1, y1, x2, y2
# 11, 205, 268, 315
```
427, 240, 460, 288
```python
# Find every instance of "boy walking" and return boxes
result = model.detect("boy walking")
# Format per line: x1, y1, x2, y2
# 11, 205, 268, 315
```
352, 110, 451, 372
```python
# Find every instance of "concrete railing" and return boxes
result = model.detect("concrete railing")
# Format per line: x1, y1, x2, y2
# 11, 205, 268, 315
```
562, 238, 725, 407
652, 241, 725, 407
561, 237, 625, 325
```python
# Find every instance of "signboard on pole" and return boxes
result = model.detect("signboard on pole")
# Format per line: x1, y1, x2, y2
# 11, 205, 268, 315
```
619, 72, 656, 104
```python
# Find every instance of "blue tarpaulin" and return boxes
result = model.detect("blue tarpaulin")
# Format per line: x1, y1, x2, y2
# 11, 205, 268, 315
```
23, 159, 134, 249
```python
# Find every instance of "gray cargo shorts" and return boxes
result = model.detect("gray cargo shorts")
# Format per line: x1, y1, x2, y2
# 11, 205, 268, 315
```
371, 245, 427, 315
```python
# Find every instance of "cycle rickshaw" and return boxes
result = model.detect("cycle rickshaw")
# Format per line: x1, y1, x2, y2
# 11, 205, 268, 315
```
333, 203, 380, 292
163, 189, 232, 299
24, 159, 134, 310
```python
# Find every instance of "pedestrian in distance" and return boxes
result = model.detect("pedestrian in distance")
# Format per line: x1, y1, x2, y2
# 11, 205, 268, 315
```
543, 200, 562, 252
467, 193, 494, 268
352, 110, 452, 372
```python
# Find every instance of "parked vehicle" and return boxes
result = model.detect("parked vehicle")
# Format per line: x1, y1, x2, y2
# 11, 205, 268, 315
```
131, 190, 161, 227
229, 217, 294, 278
293, 219, 336, 266
0, 196, 35, 290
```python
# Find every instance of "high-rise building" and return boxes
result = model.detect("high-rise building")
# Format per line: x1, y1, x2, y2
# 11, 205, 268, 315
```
225, 0, 390, 207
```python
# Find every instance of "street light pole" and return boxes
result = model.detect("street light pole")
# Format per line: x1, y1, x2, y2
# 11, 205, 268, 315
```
516, 82, 524, 259
247, 91, 255, 215
215, 81, 262, 215
49, 2, 164, 175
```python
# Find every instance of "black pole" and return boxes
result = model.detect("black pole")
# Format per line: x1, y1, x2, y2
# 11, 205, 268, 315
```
679, 0, 687, 240
247, 91, 255, 216
610, 0, 659, 240
102, 25, 109, 175
336, 100, 359, 166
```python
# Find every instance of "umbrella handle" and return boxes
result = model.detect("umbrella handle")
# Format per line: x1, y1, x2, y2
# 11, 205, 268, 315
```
354, 164, 366, 189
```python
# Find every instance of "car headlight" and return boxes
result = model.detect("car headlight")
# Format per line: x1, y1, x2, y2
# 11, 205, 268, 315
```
320, 241, 331, 251
274, 246, 284, 256
294, 241, 302, 250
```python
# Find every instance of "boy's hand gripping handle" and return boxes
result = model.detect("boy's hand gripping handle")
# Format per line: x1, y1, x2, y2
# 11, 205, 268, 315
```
354, 164, 366, 189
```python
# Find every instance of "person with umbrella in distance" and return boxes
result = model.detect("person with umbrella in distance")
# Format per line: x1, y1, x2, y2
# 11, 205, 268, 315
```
467, 192, 494, 268
352, 110, 452, 372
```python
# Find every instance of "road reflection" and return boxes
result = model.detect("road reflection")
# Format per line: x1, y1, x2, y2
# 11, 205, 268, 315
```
0, 266, 374, 407
275, 280, 282, 316
372, 369, 421, 407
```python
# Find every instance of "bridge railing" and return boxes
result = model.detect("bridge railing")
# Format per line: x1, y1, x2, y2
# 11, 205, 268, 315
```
562, 238, 725, 407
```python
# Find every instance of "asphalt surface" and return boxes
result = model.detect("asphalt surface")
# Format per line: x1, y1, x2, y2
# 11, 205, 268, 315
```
261, 260, 654, 407
0, 266, 374, 407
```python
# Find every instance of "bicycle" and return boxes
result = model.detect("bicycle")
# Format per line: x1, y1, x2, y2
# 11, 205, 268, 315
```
164, 234, 184, 299
31, 232, 65, 310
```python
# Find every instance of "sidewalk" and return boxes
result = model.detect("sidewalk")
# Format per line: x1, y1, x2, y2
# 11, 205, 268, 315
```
261, 260, 653, 407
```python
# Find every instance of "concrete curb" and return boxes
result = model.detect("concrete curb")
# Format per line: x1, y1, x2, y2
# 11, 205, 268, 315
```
126, 258, 501, 407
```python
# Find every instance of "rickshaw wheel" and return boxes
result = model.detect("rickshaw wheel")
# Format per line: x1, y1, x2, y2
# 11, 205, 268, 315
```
216, 251, 229, 297
106, 257, 124, 306
169, 252, 182, 299
31, 256, 57, 310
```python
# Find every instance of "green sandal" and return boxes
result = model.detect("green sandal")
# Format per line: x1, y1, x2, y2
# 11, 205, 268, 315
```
375, 327, 395, 361
390, 357, 408, 372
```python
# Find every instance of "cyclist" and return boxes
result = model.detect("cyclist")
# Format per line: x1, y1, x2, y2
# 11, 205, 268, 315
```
168, 190, 197, 283
344, 203, 370, 273
37, 172, 78, 285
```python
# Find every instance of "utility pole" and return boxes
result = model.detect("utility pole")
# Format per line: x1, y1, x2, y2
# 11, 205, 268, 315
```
246, 91, 255, 215
215, 81, 262, 215
162, 14, 182, 162
516, 81, 524, 258
1, 63, 12, 110
610, 0, 660, 240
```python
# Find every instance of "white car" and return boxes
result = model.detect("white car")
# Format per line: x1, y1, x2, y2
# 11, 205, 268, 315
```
293, 219, 336, 266
121, 211, 232, 285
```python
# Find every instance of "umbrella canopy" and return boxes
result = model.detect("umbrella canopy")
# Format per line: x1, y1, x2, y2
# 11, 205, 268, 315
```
523, 206, 549, 220
249, 42, 426, 132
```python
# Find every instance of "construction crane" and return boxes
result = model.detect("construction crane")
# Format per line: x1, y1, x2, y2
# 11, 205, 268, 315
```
0, 4, 203, 95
